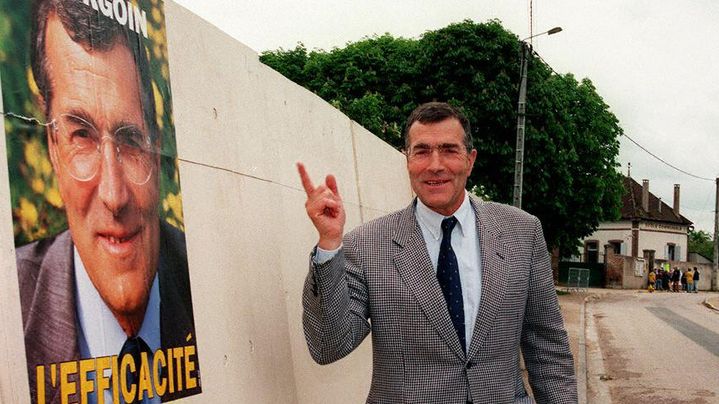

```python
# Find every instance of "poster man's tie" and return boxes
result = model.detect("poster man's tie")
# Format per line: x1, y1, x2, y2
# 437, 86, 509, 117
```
119, 336, 153, 403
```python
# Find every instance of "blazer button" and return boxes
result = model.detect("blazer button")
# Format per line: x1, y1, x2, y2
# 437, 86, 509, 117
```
466, 362, 473, 369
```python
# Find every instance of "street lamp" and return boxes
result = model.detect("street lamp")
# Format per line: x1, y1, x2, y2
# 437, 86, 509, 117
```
512, 26, 562, 209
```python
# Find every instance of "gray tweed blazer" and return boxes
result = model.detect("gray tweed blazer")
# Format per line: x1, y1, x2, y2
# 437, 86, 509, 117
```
303, 197, 577, 404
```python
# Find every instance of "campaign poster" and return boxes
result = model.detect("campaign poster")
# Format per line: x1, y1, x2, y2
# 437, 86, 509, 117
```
0, 0, 201, 402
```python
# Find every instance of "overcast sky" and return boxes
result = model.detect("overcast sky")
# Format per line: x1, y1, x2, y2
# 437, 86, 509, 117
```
173, 0, 719, 234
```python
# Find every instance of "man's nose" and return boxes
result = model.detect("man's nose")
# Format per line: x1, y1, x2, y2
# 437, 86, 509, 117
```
427, 148, 444, 171
97, 138, 129, 216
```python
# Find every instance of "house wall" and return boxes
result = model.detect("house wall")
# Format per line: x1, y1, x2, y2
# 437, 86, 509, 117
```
581, 220, 688, 262
579, 221, 632, 262
638, 222, 688, 261
0, 3, 414, 403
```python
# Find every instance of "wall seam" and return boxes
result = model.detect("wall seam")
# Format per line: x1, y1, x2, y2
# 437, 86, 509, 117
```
349, 121, 365, 224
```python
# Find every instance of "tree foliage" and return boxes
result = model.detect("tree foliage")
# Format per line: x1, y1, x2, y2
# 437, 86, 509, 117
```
261, 20, 624, 255
688, 229, 714, 262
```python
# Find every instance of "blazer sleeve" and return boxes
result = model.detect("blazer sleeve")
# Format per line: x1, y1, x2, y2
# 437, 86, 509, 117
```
302, 234, 371, 365
521, 217, 578, 404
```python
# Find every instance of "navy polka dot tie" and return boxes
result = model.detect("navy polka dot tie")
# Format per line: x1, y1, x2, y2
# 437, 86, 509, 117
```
438, 216, 465, 352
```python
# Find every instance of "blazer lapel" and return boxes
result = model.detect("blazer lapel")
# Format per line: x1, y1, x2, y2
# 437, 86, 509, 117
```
392, 200, 466, 360
467, 198, 510, 359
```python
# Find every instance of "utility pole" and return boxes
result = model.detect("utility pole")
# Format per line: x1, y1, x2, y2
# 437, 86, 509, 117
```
512, 27, 562, 209
512, 42, 529, 209
713, 177, 718, 291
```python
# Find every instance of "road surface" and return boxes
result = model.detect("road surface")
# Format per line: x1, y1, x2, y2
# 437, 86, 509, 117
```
585, 289, 719, 403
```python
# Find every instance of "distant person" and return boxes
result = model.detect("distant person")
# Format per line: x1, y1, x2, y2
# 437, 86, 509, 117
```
648, 270, 656, 293
653, 268, 663, 291
672, 268, 681, 292
693, 268, 700, 293
662, 270, 671, 292
685, 268, 694, 293
681, 270, 687, 291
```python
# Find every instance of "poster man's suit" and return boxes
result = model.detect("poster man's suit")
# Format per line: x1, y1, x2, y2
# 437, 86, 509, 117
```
303, 196, 577, 404
16, 221, 200, 403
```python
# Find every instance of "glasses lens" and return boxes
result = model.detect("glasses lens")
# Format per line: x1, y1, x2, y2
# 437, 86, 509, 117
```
114, 126, 154, 185
55, 114, 154, 184
55, 114, 101, 181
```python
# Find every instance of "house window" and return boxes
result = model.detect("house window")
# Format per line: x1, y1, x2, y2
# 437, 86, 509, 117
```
667, 243, 676, 261
585, 241, 599, 263
609, 241, 623, 255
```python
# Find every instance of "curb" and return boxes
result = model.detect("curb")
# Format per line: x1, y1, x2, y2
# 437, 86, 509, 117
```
577, 296, 587, 404
703, 298, 719, 312
583, 294, 612, 404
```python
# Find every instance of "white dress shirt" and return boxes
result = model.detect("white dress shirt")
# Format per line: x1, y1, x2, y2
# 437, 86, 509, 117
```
74, 247, 161, 404
414, 192, 482, 346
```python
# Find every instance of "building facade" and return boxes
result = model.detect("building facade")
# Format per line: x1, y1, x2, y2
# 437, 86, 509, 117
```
580, 176, 692, 264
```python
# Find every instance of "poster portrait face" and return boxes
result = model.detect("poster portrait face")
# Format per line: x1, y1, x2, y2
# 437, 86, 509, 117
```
44, 13, 162, 323
0, 0, 201, 402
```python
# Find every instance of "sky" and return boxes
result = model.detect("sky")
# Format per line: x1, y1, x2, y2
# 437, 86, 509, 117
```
173, 0, 719, 234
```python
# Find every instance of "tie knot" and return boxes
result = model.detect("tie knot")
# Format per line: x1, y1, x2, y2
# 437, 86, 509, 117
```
120, 336, 152, 358
441, 216, 458, 235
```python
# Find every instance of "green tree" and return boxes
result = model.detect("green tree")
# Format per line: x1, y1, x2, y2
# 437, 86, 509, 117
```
688, 229, 714, 262
261, 20, 624, 256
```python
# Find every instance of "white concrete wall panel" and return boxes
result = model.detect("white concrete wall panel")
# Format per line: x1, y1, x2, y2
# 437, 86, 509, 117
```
169, 2, 399, 403
350, 121, 414, 222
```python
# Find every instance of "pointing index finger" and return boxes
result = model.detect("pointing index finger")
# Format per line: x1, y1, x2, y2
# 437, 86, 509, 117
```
296, 162, 315, 195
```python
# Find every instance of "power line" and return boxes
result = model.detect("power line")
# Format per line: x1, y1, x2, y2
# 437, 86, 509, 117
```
622, 133, 714, 182
529, 51, 716, 183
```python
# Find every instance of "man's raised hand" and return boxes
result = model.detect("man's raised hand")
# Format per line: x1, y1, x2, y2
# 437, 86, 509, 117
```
297, 162, 346, 250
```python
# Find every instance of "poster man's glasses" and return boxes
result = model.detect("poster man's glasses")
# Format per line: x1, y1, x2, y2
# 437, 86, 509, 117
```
50, 113, 155, 185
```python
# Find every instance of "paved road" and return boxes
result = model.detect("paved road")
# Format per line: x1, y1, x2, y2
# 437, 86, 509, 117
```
585, 290, 719, 403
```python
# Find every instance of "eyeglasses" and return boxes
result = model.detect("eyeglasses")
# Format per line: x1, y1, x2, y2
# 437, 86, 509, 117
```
51, 113, 156, 185
406, 144, 467, 161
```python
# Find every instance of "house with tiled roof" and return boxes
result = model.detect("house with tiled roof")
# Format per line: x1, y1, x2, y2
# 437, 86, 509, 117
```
580, 176, 693, 264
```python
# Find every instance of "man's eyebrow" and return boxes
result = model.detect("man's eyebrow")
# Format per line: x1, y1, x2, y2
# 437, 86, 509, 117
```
112, 120, 145, 134
412, 142, 462, 148
65, 109, 95, 127
64, 109, 145, 135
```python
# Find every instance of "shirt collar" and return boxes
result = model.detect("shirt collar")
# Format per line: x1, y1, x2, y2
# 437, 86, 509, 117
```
415, 191, 474, 241
74, 246, 161, 357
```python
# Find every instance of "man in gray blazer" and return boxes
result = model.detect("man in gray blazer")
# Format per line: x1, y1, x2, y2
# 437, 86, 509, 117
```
298, 102, 577, 403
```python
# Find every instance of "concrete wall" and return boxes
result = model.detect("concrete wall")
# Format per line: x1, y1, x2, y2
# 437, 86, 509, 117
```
654, 260, 714, 292
605, 256, 646, 290
0, 2, 414, 403
604, 252, 713, 291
